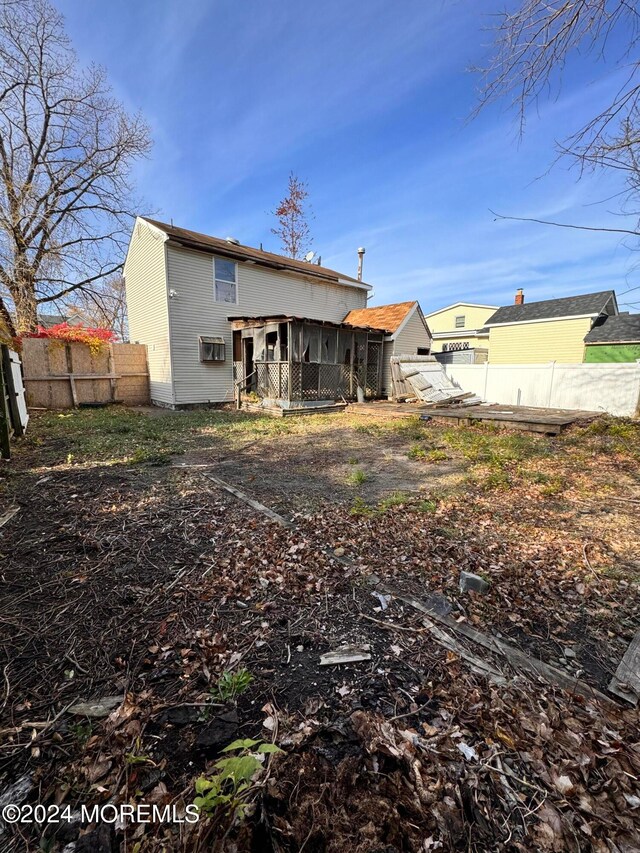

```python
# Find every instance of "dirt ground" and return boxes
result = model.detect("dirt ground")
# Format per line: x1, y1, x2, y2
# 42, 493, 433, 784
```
179, 420, 465, 510
0, 406, 639, 852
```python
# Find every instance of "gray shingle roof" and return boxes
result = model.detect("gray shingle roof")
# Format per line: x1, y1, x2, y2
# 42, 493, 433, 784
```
584, 313, 640, 343
37, 313, 68, 328
142, 218, 368, 288
486, 291, 615, 325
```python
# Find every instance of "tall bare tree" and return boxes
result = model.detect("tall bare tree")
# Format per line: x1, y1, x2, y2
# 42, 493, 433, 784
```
271, 172, 313, 260
477, 1, 640, 241
66, 274, 128, 340
0, 0, 151, 332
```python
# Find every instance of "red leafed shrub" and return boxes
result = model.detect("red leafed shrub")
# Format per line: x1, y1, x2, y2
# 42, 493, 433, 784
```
24, 323, 116, 355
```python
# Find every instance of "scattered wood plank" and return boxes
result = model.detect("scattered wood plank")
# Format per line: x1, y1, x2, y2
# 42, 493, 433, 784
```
419, 614, 507, 685
368, 580, 616, 705
320, 646, 371, 666
201, 472, 292, 528
608, 629, 640, 706
0, 506, 20, 530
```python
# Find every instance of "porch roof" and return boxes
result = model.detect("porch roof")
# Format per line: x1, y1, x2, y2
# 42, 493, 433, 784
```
227, 314, 387, 335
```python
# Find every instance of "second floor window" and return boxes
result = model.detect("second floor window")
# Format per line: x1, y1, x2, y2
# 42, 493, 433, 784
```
214, 258, 237, 303
455, 315, 465, 328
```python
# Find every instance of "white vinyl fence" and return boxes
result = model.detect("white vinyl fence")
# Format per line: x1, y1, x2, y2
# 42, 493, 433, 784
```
442, 361, 640, 418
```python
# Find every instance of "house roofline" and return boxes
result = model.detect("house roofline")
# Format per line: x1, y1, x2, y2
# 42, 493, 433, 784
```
139, 217, 372, 291
386, 301, 432, 341
431, 328, 489, 338
485, 313, 599, 328
424, 302, 499, 317
585, 339, 640, 345
123, 216, 167, 276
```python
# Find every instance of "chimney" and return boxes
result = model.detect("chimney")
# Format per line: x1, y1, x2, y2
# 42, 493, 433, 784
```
357, 247, 365, 281
515, 288, 524, 305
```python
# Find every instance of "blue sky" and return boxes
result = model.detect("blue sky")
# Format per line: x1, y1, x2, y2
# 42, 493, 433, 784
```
57, 0, 639, 312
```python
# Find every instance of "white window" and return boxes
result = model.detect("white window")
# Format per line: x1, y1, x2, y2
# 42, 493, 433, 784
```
455, 315, 465, 328
199, 336, 226, 362
214, 258, 237, 304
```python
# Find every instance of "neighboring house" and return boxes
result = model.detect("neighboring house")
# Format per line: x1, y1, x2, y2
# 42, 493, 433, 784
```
584, 313, 640, 362
424, 302, 497, 355
343, 301, 432, 397
37, 313, 69, 328
485, 289, 618, 364
125, 217, 401, 407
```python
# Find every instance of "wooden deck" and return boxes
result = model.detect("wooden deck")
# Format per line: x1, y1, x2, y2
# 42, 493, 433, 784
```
348, 401, 600, 435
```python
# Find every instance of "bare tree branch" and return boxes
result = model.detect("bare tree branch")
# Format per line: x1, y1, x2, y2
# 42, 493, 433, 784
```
477, 1, 640, 239
270, 172, 313, 260
489, 207, 640, 235
0, 0, 151, 331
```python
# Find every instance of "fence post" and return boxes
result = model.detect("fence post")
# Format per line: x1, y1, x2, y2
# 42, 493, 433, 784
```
483, 361, 489, 401
547, 361, 556, 408
0, 345, 11, 459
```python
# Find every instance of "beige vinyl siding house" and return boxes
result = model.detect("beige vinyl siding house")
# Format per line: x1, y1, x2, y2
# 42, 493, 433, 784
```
123, 221, 173, 404
125, 218, 370, 407
166, 244, 366, 405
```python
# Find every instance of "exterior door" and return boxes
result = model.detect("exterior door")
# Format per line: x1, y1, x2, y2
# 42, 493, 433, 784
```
243, 337, 255, 391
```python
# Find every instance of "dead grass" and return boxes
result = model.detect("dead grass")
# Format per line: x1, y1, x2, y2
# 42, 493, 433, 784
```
2, 405, 640, 852
15, 407, 640, 504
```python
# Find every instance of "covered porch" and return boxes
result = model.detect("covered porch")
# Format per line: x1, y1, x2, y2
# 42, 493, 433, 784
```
229, 315, 385, 408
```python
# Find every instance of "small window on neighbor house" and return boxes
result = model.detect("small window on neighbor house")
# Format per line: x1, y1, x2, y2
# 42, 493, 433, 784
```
214, 258, 237, 304
455, 315, 465, 328
199, 336, 226, 362
417, 347, 430, 355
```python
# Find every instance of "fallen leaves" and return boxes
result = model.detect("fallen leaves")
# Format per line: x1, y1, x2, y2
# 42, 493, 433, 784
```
1, 414, 639, 852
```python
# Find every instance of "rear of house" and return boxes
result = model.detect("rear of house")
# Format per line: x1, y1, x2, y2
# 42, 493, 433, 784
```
485, 290, 618, 364
124, 218, 375, 407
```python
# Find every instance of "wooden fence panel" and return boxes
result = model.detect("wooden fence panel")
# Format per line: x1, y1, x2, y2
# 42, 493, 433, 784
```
22, 340, 150, 409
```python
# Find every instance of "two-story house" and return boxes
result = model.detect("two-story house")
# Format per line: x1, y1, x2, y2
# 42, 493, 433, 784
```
124, 218, 431, 408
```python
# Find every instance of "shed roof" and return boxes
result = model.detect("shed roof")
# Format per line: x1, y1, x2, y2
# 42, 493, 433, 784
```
141, 218, 370, 290
228, 314, 387, 334
343, 301, 418, 334
424, 301, 499, 317
584, 313, 640, 344
486, 291, 616, 326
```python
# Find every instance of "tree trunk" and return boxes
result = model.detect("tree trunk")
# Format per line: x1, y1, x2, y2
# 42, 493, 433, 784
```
10, 280, 38, 334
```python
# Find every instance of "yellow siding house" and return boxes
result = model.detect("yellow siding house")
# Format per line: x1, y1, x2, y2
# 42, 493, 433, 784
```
485, 290, 619, 363
424, 303, 497, 353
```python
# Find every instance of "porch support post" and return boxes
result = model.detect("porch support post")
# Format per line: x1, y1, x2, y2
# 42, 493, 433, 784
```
287, 321, 292, 404
349, 332, 355, 399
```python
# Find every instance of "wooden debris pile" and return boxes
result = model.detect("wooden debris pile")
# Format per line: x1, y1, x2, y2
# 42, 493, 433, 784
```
390, 355, 482, 405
